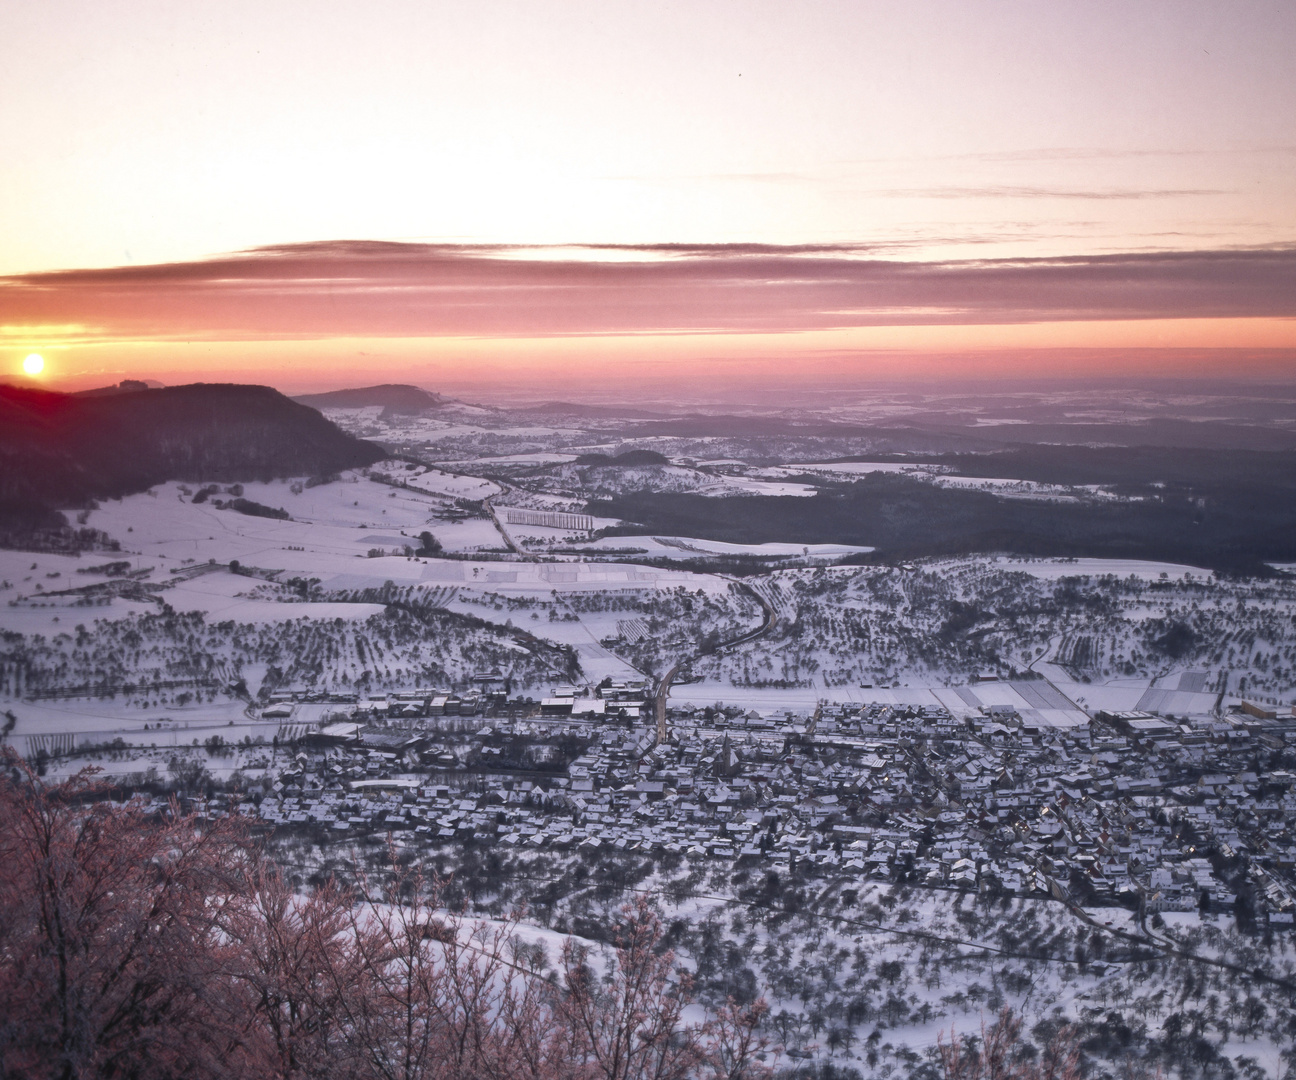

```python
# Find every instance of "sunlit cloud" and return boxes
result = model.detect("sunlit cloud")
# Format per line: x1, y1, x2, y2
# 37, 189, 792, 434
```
4, 242, 1295, 344
4, 242, 1293, 395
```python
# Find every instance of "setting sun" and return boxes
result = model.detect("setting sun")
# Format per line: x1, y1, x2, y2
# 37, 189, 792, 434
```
22, 353, 44, 377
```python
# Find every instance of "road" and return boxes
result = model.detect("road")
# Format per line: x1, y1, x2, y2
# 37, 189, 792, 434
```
714, 578, 778, 652
651, 577, 778, 745
1034, 867, 1296, 993
482, 488, 526, 557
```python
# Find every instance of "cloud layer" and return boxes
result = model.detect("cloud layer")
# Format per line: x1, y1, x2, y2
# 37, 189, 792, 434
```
4, 242, 1296, 342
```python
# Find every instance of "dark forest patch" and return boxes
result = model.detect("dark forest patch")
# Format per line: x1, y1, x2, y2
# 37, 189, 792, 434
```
591, 469, 1296, 574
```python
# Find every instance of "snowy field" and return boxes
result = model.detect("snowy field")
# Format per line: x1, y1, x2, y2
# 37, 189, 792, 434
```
986, 555, 1210, 581
755, 463, 1126, 502
574, 535, 874, 560
756, 461, 945, 478
5, 467, 1293, 750
395, 466, 501, 501
454, 452, 581, 466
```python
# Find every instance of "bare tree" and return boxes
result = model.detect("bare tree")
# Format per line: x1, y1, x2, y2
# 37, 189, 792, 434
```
0, 751, 247, 1079
938, 1008, 1083, 1080
0, 756, 775, 1080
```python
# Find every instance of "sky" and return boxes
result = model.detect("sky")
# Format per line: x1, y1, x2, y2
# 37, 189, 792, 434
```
1, 1, 1294, 397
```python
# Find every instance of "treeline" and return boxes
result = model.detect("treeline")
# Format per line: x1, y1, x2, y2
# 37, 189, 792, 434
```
0, 601, 573, 703
591, 469, 1296, 574
0, 753, 775, 1080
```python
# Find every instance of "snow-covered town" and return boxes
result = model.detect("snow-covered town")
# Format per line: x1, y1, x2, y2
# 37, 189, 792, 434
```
34, 666, 1296, 1076
162, 677, 1296, 932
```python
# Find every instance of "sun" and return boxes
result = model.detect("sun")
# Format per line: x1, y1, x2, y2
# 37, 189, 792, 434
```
22, 353, 45, 377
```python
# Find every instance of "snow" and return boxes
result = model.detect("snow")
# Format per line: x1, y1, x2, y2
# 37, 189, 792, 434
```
575, 536, 873, 560
984, 556, 1208, 581
667, 678, 1089, 725
71, 476, 514, 569
398, 467, 502, 501
757, 461, 941, 478
756, 463, 1128, 502
456, 452, 580, 466
5, 697, 279, 761
928, 474, 1115, 502
703, 476, 817, 497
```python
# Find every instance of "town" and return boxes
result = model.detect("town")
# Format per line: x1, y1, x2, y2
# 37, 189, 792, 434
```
158, 674, 1296, 933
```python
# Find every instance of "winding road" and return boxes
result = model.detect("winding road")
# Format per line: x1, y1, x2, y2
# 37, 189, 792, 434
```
653, 577, 778, 744
456, 479, 781, 748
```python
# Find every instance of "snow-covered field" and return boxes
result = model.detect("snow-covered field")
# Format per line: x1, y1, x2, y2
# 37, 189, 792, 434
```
7, 484, 1291, 715
754, 462, 1127, 502
4, 438, 1292, 737
397, 467, 502, 501
574, 536, 874, 560
756, 462, 943, 478
992, 556, 1209, 581
667, 679, 1090, 727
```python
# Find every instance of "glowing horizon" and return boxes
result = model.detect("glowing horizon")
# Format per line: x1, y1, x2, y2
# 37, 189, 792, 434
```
2, 3, 1294, 395
3, 241, 1294, 396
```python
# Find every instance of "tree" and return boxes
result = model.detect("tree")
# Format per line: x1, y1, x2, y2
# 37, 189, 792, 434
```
707, 999, 777, 1080
550, 897, 774, 1080
0, 757, 775, 1080
221, 858, 387, 1080
552, 896, 703, 1080
416, 532, 442, 557
0, 751, 249, 1079
938, 1009, 1083, 1080
328, 856, 551, 1080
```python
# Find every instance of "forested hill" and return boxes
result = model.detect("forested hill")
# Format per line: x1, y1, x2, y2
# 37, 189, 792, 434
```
292, 383, 443, 413
0, 382, 384, 508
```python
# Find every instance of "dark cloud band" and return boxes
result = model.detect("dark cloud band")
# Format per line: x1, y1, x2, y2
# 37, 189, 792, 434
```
4, 242, 1295, 339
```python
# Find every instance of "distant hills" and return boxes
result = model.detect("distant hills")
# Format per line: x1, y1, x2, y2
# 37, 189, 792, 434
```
0, 382, 384, 513
291, 388, 678, 420
528, 401, 668, 420
624, 414, 1296, 453
292, 384, 444, 414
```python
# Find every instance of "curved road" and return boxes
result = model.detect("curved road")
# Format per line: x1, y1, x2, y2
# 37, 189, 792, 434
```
453, 482, 779, 747
653, 578, 778, 744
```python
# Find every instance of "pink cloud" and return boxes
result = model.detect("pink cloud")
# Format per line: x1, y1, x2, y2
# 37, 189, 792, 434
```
3, 241, 1295, 341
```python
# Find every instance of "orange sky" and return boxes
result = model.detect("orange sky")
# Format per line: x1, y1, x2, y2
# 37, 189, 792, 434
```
2, 2, 1294, 396
2, 243, 1293, 394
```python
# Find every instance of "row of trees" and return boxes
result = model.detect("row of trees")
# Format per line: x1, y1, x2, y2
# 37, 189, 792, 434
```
0, 597, 567, 705
0, 752, 772, 1080
679, 561, 1296, 693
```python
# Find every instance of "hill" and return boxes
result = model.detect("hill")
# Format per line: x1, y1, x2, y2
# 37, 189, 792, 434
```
292, 384, 443, 413
0, 382, 384, 512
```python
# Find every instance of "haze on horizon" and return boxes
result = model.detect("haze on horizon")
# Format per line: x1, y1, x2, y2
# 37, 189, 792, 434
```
2, 1, 1294, 398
